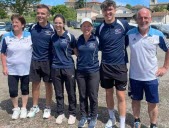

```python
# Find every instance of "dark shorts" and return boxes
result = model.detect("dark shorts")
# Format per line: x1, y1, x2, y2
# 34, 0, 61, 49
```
100, 63, 128, 90
128, 78, 159, 103
29, 60, 51, 82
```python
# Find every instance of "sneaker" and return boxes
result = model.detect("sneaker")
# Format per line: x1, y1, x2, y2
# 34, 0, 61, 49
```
12, 107, 20, 120
78, 116, 88, 128
20, 108, 27, 119
134, 122, 141, 128
56, 114, 65, 124
105, 118, 116, 128
27, 106, 40, 118
88, 117, 97, 128
43, 108, 51, 119
68, 115, 76, 125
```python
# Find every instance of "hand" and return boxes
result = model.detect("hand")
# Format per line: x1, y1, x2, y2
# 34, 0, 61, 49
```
156, 67, 168, 77
3, 67, 8, 76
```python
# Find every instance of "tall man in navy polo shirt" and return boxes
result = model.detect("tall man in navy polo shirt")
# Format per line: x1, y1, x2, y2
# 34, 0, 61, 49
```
27, 4, 54, 119
95, 0, 130, 128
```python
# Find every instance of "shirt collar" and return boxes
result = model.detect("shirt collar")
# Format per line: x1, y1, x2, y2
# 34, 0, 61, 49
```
135, 26, 153, 36
104, 19, 117, 27
9, 30, 26, 38
37, 22, 50, 29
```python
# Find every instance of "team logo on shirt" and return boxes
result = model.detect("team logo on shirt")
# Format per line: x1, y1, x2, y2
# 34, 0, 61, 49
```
88, 43, 96, 48
61, 39, 68, 44
115, 28, 122, 34
44, 31, 52, 35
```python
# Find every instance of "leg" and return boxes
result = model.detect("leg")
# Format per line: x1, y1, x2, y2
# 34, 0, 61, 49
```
8, 75, 19, 108
106, 88, 114, 110
44, 82, 53, 107
148, 102, 158, 124
64, 68, 76, 116
116, 90, 126, 117
132, 100, 141, 119
87, 71, 100, 118
20, 75, 29, 108
144, 79, 159, 127
51, 68, 64, 115
32, 81, 41, 106
76, 72, 88, 117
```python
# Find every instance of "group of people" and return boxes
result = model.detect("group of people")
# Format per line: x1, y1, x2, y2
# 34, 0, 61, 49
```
1, 0, 169, 128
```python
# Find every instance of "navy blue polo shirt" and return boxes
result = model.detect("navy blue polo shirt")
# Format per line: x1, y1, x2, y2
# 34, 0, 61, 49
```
51, 31, 76, 69
30, 22, 54, 61
76, 34, 99, 73
95, 19, 130, 65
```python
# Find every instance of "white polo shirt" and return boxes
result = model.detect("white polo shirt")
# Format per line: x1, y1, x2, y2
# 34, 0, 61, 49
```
126, 27, 169, 81
1, 31, 32, 76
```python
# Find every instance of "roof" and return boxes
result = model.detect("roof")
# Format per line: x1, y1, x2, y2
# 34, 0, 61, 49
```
76, 7, 99, 13
96, 13, 135, 18
152, 12, 169, 17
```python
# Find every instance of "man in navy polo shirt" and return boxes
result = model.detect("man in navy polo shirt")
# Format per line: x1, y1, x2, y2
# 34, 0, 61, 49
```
95, 0, 130, 128
27, 4, 54, 119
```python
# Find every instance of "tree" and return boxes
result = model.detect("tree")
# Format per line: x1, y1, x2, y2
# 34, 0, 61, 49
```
75, 0, 85, 9
167, 3, 169, 11
51, 5, 76, 21
0, 9, 7, 19
0, 0, 41, 15
125, 4, 132, 9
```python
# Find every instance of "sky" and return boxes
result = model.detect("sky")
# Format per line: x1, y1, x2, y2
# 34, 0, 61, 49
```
40, 0, 169, 7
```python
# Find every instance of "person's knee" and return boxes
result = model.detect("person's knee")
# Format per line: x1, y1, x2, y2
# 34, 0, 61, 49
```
21, 86, 29, 95
9, 89, 18, 97
106, 88, 113, 96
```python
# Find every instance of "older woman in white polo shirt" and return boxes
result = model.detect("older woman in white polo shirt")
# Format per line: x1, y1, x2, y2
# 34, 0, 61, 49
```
0, 14, 32, 119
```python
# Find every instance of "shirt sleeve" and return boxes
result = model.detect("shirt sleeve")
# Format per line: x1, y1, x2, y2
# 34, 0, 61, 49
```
159, 36, 169, 52
70, 34, 77, 49
1, 37, 7, 54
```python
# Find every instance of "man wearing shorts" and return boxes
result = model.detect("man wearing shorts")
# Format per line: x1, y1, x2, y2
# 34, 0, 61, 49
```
27, 4, 54, 119
95, 0, 130, 128
126, 8, 169, 128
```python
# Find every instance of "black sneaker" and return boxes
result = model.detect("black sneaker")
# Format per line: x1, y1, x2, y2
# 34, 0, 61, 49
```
78, 116, 87, 128
88, 117, 97, 128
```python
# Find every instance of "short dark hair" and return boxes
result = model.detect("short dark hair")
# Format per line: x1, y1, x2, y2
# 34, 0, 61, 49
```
100, 0, 116, 10
36, 4, 50, 13
11, 14, 26, 30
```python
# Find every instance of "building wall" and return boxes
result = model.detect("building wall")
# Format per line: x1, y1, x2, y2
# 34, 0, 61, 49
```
152, 15, 169, 24
77, 10, 99, 22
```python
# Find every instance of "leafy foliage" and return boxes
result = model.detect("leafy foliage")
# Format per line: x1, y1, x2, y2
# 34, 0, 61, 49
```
75, 0, 85, 9
125, 4, 132, 9
0, 0, 41, 15
51, 5, 76, 21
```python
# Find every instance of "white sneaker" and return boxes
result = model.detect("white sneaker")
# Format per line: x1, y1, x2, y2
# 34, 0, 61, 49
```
56, 114, 65, 124
20, 108, 27, 119
43, 108, 51, 119
68, 115, 76, 125
105, 118, 116, 128
12, 107, 20, 120
27, 106, 40, 118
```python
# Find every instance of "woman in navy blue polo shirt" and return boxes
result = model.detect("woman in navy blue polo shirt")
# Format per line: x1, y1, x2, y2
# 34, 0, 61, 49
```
51, 14, 77, 125
76, 17, 100, 128
1, 14, 32, 119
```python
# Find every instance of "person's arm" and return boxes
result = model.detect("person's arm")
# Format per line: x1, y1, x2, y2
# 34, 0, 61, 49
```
1, 53, 8, 75
1, 36, 8, 75
156, 49, 169, 77
73, 48, 78, 56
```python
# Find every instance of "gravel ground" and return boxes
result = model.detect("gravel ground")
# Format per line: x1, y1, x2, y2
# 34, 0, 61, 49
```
0, 28, 169, 128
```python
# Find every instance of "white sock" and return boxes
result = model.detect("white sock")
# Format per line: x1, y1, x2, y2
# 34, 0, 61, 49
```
120, 116, 125, 128
108, 109, 115, 119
